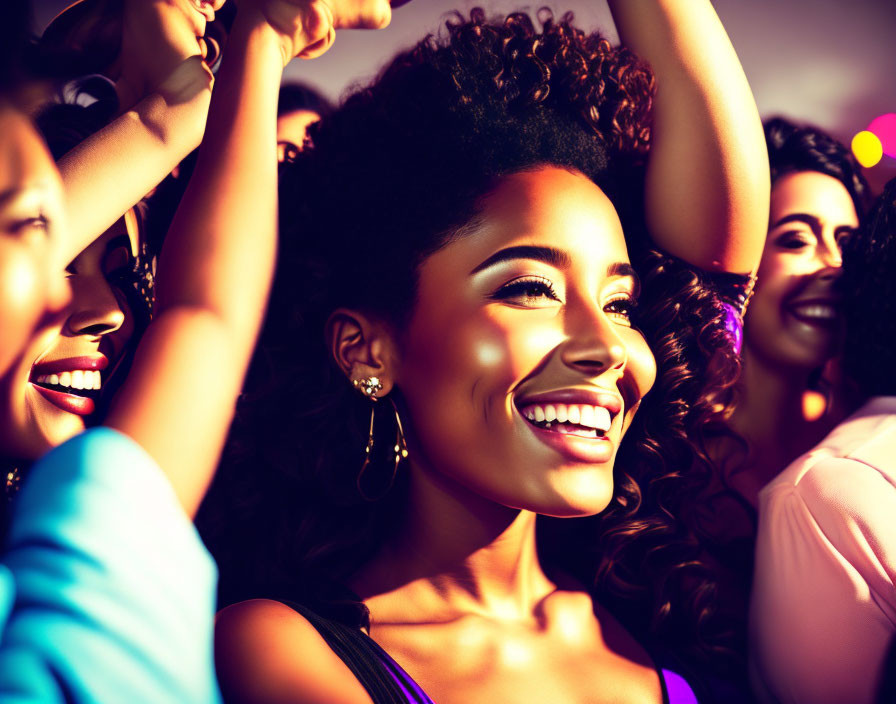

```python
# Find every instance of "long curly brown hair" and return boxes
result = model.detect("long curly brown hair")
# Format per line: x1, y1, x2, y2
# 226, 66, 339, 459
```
200, 7, 738, 678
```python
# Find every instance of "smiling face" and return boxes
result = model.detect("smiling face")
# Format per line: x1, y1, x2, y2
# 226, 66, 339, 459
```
391, 167, 656, 517
0, 106, 69, 379
745, 170, 860, 372
0, 212, 140, 462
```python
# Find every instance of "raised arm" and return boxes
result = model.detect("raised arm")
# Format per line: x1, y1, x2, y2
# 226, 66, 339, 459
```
105, 0, 395, 518
608, 0, 769, 274
52, 0, 220, 266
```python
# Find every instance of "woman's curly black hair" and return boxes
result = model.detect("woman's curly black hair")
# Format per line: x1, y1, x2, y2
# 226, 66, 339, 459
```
842, 177, 896, 397
765, 116, 871, 215
201, 8, 740, 675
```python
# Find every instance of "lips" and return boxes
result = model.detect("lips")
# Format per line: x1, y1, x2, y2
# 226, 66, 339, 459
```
515, 388, 623, 464
29, 355, 108, 417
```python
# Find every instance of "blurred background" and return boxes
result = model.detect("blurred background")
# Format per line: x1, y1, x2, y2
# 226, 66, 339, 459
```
32, 0, 896, 191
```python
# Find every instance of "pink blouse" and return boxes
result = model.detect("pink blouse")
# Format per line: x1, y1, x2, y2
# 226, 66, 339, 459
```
750, 397, 896, 704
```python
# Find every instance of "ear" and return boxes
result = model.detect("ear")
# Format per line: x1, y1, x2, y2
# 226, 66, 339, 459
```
326, 309, 397, 395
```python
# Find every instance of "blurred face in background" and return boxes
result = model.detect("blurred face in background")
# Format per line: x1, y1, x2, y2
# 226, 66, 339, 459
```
0, 209, 140, 463
0, 106, 69, 379
277, 109, 322, 161
744, 170, 859, 372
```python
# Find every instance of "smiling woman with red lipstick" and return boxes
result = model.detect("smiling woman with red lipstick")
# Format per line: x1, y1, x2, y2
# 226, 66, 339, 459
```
0, 212, 138, 466
209, 2, 769, 702
0, 0, 396, 700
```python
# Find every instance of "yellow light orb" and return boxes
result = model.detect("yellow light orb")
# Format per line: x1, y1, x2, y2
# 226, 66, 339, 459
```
852, 130, 883, 168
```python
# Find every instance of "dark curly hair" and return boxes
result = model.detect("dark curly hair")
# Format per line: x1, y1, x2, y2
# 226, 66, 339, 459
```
765, 116, 871, 216
201, 8, 740, 679
842, 178, 896, 397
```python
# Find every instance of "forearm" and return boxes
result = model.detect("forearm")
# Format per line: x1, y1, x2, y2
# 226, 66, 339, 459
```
608, 0, 769, 273
57, 58, 212, 265
106, 10, 286, 517
154, 11, 282, 357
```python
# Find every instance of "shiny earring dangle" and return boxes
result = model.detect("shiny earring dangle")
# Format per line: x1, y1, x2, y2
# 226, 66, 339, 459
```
353, 376, 408, 501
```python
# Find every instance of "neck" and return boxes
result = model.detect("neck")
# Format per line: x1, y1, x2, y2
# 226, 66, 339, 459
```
727, 345, 839, 503
356, 463, 556, 623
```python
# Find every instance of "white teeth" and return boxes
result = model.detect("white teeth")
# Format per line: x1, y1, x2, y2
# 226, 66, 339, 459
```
520, 402, 615, 432
34, 369, 101, 391
580, 405, 595, 428
793, 304, 837, 319
592, 407, 612, 432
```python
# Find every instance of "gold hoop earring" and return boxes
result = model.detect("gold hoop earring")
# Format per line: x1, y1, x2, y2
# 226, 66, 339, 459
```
353, 377, 408, 502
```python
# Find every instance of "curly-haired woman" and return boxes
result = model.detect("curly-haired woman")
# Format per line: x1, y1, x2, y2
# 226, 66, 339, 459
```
638, 118, 874, 695
750, 178, 896, 704
209, 3, 768, 702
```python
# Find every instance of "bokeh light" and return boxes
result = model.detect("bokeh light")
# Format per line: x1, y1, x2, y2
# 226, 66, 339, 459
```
852, 130, 883, 168
868, 113, 896, 158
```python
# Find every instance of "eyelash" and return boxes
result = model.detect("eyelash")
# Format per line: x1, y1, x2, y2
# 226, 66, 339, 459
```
11, 215, 49, 237
491, 277, 638, 321
491, 276, 560, 304
604, 294, 637, 323
776, 231, 812, 250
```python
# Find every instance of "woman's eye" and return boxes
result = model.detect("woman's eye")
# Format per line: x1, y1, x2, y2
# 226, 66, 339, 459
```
491, 277, 561, 306
836, 229, 857, 251
10, 215, 49, 239
103, 246, 133, 275
775, 232, 812, 250
604, 295, 636, 325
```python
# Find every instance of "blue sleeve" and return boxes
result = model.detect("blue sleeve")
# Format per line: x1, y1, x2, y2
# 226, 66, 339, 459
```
0, 428, 222, 704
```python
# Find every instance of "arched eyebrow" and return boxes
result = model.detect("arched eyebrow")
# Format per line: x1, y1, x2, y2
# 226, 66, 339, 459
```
770, 213, 822, 233
607, 262, 641, 298
470, 245, 570, 275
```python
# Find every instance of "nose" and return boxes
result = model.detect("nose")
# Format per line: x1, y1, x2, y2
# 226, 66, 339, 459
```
816, 264, 841, 284
560, 302, 627, 375
64, 275, 126, 337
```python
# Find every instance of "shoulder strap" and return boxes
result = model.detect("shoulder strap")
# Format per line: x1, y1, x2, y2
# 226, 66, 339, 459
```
280, 600, 433, 704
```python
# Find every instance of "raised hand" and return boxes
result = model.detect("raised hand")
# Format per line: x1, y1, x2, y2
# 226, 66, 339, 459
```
115, 0, 227, 109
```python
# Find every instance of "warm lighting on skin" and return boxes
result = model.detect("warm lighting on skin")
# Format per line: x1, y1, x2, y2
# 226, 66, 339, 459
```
499, 637, 534, 667
852, 130, 883, 168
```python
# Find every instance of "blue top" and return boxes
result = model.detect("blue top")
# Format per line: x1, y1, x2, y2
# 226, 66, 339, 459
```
0, 428, 222, 703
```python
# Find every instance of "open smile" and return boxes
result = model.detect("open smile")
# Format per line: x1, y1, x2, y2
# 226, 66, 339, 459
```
784, 297, 841, 328
515, 390, 623, 463
28, 356, 108, 417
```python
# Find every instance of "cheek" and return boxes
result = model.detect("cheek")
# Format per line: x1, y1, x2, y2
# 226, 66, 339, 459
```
627, 331, 656, 398
620, 329, 655, 432
0, 245, 46, 376
404, 309, 564, 399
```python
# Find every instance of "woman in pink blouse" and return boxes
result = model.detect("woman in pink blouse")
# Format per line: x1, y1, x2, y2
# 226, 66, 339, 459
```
750, 178, 896, 704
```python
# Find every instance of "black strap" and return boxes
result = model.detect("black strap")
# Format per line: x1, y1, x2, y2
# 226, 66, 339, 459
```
281, 600, 413, 704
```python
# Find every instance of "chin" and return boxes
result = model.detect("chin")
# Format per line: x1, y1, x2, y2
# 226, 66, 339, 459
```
523, 469, 616, 518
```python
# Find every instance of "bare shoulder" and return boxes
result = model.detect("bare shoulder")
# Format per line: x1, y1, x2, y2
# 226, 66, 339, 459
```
215, 599, 373, 704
